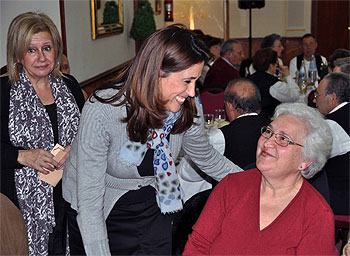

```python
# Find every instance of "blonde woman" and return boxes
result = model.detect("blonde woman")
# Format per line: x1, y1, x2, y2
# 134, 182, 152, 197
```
1, 12, 85, 255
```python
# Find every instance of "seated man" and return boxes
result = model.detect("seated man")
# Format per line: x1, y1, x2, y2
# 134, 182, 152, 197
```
203, 39, 243, 90
217, 78, 270, 169
289, 34, 328, 80
60, 54, 71, 74
329, 48, 349, 72
197, 35, 223, 87
333, 57, 350, 75
313, 72, 350, 215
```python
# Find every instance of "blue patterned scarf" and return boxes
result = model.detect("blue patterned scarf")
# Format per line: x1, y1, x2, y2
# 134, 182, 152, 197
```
118, 110, 183, 213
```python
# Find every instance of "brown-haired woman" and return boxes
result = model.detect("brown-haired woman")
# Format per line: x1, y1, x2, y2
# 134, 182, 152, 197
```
0, 12, 85, 255
248, 48, 299, 119
62, 24, 241, 255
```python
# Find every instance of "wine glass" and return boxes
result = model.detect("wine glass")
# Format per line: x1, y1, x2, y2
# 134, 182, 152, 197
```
214, 109, 226, 127
204, 114, 214, 135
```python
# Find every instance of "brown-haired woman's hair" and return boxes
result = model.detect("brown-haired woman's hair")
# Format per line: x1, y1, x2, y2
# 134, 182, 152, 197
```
252, 48, 277, 72
6, 12, 63, 85
93, 24, 208, 143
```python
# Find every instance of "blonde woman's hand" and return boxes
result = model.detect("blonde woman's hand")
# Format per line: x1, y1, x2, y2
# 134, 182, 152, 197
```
17, 149, 58, 174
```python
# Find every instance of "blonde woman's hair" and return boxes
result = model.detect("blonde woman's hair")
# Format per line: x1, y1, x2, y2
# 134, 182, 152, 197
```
6, 12, 62, 85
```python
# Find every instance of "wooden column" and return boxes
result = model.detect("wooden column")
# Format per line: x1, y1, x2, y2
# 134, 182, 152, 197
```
59, 0, 67, 56
224, 0, 229, 40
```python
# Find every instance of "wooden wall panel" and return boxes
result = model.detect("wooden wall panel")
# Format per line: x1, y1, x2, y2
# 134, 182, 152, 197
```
312, 0, 349, 60
239, 37, 302, 66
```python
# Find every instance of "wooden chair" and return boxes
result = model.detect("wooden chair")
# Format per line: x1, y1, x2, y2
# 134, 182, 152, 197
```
199, 88, 225, 115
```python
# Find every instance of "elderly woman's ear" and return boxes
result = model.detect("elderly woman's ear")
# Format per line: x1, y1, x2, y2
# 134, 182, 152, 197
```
298, 160, 312, 171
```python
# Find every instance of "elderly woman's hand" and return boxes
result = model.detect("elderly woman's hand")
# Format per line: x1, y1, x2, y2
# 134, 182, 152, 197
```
17, 149, 58, 174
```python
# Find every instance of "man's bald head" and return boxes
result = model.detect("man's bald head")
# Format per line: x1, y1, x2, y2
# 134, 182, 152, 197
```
224, 78, 261, 121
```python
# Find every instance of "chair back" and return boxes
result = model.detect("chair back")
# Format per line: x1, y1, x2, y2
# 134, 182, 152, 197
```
199, 88, 225, 115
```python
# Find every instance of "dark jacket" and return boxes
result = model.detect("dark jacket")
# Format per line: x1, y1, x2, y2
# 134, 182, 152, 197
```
248, 71, 280, 119
325, 103, 350, 215
220, 114, 270, 169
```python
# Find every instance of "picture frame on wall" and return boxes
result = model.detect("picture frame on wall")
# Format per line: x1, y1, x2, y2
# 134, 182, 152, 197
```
90, 0, 124, 40
155, 0, 161, 15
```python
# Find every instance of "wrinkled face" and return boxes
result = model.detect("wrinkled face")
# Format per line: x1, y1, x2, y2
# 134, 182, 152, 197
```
302, 36, 317, 58
60, 55, 70, 74
273, 40, 284, 58
228, 43, 244, 66
22, 31, 55, 83
256, 115, 306, 179
159, 62, 204, 113
210, 44, 221, 61
313, 79, 333, 115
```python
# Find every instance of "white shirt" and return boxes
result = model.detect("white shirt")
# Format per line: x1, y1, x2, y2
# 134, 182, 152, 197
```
178, 126, 227, 202
326, 102, 350, 158
289, 55, 328, 80
198, 60, 214, 86
249, 58, 283, 76
208, 113, 259, 154
178, 127, 228, 203
269, 73, 300, 103
222, 56, 239, 71
178, 114, 257, 202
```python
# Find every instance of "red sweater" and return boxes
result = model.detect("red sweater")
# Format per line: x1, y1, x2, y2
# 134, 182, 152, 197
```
183, 169, 338, 255
203, 57, 240, 90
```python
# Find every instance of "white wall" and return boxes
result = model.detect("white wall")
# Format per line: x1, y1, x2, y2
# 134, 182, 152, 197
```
151, 0, 166, 29
64, 0, 135, 82
1, 0, 136, 82
1, 0, 312, 82
162, 0, 312, 39
0, 0, 61, 67
230, 0, 287, 38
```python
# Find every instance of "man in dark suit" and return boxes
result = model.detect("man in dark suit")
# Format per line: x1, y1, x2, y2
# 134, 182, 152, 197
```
203, 39, 243, 90
218, 78, 270, 169
313, 72, 350, 215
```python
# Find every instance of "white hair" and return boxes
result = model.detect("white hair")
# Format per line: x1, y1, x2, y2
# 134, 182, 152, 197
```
272, 103, 332, 179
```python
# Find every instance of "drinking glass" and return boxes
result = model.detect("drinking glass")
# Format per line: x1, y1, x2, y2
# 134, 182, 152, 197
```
214, 109, 226, 127
308, 70, 317, 88
204, 114, 214, 134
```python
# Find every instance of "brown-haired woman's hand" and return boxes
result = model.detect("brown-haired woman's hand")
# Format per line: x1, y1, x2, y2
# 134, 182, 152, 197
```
17, 149, 58, 174
56, 145, 71, 170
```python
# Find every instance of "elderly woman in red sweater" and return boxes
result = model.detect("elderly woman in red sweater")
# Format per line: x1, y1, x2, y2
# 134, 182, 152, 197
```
183, 103, 338, 255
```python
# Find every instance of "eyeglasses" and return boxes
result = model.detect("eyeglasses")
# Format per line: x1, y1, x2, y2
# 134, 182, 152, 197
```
314, 91, 321, 99
314, 91, 327, 99
260, 126, 304, 147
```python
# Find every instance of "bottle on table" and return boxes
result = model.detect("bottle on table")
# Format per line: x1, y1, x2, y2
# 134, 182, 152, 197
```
298, 60, 307, 95
308, 55, 317, 89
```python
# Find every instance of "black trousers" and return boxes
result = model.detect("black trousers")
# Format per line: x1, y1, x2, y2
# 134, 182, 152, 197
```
65, 189, 173, 255
48, 181, 67, 255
